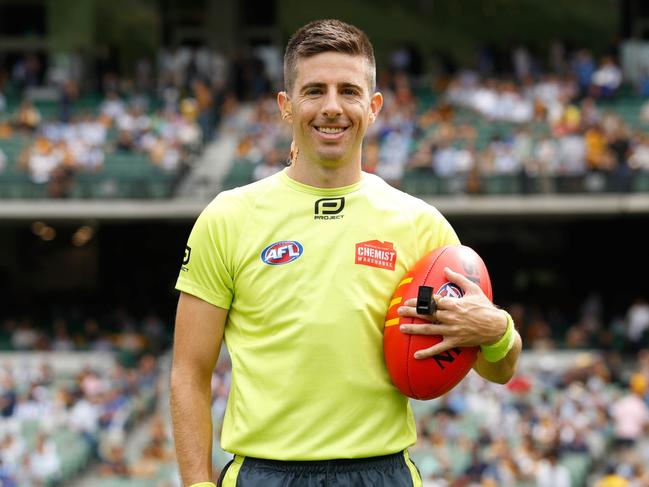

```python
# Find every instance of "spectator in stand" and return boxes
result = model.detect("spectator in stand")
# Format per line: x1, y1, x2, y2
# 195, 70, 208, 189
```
361, 137, 380, 174
51, 318, 75, 351
626, 297, 649, 352
130, 415, 175, 479
29, 433, 61, 483
0, 459, 15, 487
594, 465, 629, 487
535, 448, 571, 487
591, 57, 623, 99
486, 135, 521, 175
253, 146, 283, 181
376, 124, 413, 184
512, 127, 534, 173
531, 136, 559, 192
0, 433, 25, 477
572, 49, 596, 98
607, 123, 632, 192
98, 443, 130, 477
585, 124, 611, 172
59, 79, 79, 123
0, 374, 17, 417
629, 133, 649, 171
19, 137, 63, 185
432, 138, 460, 177
610, 373, 649, 451
558, 132, 586, 177
580, 97, 601, 126
10, 318, 39, 350
100, 92, 127, 124
192, 78, 215, 142
15, 99, 41, 132
549, 39, 568, 75
552, 102, 581, 137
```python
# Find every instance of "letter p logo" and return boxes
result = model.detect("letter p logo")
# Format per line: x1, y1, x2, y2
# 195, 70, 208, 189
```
314, 197, 345, 216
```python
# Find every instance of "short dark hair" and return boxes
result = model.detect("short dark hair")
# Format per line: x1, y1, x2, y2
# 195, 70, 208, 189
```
283, 19, 376, 94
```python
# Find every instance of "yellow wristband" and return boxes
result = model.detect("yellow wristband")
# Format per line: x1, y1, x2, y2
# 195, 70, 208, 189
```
189, 483, 216, 487
480, 310, 515, 363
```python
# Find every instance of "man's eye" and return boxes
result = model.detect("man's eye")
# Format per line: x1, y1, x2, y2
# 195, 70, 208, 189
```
305, 89, 322, 96
342, 89, 359, 96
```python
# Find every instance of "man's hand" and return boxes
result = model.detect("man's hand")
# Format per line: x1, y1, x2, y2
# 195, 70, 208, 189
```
397, 267, 507, 359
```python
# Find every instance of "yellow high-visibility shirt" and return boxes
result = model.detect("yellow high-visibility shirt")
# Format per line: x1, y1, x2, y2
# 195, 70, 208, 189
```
176, 169, 459, 460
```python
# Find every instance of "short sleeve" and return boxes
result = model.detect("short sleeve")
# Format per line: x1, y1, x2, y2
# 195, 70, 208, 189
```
415, 204, 460, 256
175, 197, 236, 309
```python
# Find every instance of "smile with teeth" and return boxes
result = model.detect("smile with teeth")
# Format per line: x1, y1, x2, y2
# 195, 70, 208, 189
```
316, 127, 347, 134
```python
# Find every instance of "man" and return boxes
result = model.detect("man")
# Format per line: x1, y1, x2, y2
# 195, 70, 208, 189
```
171, 19, 522, 487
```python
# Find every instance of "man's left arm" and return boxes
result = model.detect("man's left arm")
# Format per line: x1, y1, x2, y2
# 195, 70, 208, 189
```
397, 267, 522, 384
472, 322, 522, 384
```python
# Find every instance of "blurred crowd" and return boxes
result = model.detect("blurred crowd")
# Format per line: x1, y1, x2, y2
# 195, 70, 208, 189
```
226, 47, 649, 196
0, 306, 177, 485
412, 350, 649, 487
4, 43, 649, 197
0, 46, 256, 198
1, 309, 169, 358
516, 294, 649, 356
0, 352, 161, 485
0, 91, 204, 198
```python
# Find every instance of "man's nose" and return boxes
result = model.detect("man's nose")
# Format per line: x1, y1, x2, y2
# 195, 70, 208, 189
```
321, 89, 343, 118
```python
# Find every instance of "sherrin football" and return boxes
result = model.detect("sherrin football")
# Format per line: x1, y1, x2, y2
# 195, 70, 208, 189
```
383, 244, 493, 400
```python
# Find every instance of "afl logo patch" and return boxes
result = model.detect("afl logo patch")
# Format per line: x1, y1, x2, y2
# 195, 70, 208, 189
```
436, 282, 464, 298
261, 240, 304, 265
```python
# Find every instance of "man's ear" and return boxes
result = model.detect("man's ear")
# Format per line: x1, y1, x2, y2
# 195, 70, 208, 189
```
277, 91, 293, 122
369, 92, 383, 124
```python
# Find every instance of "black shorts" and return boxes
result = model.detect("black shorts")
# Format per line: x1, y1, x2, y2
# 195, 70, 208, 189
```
217, 451, 422, 487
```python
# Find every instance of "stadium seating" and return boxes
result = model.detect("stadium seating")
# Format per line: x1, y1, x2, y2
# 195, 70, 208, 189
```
0, 91, 194, 200
221, 159, 257, 190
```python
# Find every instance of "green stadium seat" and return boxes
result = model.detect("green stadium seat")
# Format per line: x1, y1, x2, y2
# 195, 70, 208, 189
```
409, 447, 442, 479
53, 430, 90, 479
0, 172, 32, 198
632, 171, 649, 192
481, 175, 521, 194
20, 419, 41, 449
560, 452, 591, 487
554, 175, 584, 193
222, 159, 256, 190
401, 169, 437, 195
94, 479, 156, 487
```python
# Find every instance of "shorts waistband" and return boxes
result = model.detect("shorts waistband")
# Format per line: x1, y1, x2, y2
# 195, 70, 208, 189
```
241, 451, 405, 473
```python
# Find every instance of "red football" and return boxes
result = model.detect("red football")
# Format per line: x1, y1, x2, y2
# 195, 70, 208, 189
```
384, 244, 493, 400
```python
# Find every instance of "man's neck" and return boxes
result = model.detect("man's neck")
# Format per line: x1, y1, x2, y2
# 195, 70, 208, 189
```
286, 156, 362, 189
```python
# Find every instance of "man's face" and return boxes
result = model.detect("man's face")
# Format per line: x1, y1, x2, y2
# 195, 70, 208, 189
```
279, 52, 382, 167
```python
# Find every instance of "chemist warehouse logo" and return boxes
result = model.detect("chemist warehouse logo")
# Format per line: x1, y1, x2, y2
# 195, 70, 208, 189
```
355, 240, 397, 271
314, 197, 345, 221
261, 240, 304, 265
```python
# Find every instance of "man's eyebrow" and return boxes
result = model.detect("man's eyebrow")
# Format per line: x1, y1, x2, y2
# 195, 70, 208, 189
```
340, 82, 364, 92
299, 82, 365, 92
300, 82, 326, 92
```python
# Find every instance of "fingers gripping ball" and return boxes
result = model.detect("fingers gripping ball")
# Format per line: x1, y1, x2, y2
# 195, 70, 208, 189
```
383, 245, 493, 400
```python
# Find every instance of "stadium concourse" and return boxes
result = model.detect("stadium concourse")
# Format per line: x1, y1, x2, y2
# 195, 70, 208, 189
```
2, 45, 649, 487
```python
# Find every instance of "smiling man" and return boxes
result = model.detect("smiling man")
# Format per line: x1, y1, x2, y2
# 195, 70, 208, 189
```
170, 19, 521, 487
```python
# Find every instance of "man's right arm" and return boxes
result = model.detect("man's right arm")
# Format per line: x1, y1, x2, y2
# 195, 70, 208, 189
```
170, 291, 228, 486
